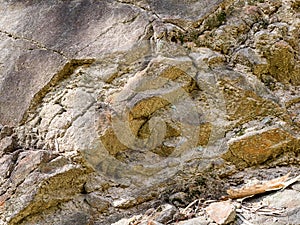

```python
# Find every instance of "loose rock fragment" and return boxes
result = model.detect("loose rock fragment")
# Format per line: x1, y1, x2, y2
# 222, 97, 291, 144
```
153, 204, 178, 224
176, 216, 209, 225
206, 201, 236, 224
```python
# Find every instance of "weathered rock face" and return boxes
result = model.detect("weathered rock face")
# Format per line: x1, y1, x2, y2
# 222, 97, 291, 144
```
0, 0, 299, 224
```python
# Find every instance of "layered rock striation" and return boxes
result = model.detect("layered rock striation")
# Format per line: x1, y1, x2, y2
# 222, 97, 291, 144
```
0, 0, 299, 224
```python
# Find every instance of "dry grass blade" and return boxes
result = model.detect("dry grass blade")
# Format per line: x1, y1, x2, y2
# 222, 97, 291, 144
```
242, 204, 265, 213
182, 199, 199, 214
256, 209, 285, 216
226, 173, 291, 199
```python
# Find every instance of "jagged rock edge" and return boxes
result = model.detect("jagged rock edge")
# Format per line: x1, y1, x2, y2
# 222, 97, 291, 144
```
20, 59, 95, 125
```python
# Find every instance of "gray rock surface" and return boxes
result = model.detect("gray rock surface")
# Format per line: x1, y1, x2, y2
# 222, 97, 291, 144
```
112, 167, 300, 225
0, 0, 299, 224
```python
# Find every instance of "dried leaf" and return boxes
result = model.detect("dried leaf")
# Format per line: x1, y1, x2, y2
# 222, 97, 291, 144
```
226, 173, 290, 199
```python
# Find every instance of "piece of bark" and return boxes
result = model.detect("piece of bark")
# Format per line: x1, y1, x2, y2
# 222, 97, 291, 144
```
226, 173, 291, 199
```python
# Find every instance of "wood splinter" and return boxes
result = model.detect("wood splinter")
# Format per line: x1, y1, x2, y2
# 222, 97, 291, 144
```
226, 173, 300, 199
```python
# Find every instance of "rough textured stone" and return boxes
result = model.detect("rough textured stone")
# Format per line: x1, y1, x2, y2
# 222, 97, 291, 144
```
0, 150, 91, 225
85, 192, 110, 213
233, 48, 269, 75
0, 154, 15, 186
153, 204, 177, 224
0, 0, 149, 126
0, 0, 299, 224
176, 217, 209, 225
240, 188, 300, 225
0, 125, 13, 139
0, 136, 17, 156
206, 201, 236, 224
223, 127, 299, 168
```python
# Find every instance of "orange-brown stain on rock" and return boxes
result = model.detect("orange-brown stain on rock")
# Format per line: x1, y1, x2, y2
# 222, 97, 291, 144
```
223, 128, 296, 168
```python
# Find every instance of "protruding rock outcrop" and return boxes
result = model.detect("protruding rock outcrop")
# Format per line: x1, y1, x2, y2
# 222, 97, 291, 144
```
0, 0, 299, 224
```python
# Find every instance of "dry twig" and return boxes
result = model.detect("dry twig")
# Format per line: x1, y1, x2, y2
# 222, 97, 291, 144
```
226, 173, 293, 199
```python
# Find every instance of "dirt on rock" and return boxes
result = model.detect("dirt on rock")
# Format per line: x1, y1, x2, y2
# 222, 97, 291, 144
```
0, 0, 299, 224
